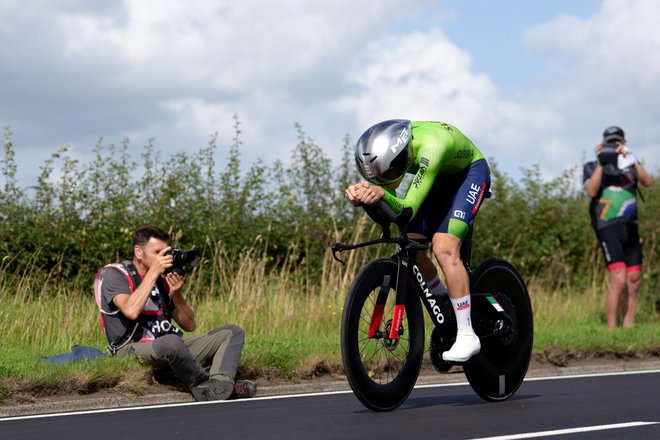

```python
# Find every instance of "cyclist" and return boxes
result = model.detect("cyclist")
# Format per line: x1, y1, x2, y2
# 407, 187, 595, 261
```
345, 120, 490, 362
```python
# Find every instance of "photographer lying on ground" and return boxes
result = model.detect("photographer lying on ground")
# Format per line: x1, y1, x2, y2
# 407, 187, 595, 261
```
95, 226, 256, 401
583, 126, 652, 330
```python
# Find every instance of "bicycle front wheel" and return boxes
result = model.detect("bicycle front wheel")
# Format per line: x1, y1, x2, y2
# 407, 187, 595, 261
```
341, 258, 424, 412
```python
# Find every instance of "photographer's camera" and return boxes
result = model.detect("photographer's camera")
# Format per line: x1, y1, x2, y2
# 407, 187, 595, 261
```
166, 249, 199, 275
598, 143, 618, 165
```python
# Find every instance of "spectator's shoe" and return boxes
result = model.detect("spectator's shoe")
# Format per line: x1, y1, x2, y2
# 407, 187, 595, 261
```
232, 380, 257, 399
191, 378, 234, 402
442, 327, 481, 362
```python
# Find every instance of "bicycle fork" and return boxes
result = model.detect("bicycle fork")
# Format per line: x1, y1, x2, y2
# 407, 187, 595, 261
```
367, 258, 409, 340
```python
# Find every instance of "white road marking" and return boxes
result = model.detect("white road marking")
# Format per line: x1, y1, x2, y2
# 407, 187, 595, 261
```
413, 368, 660, 390
0, 390, 355, 422
1, 368, 659, 422
468, 421, 659, 440
523, 368, 660, 382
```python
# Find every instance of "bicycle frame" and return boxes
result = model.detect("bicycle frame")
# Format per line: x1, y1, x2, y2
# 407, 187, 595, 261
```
332, 233, 515, 343
333, 235, 429, 341
337, 205, 532, 409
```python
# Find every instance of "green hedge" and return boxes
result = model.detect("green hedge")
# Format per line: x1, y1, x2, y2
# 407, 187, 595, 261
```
1, 121, 657, 306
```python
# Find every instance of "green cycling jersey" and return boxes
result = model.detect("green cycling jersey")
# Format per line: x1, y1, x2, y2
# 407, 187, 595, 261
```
382, 121, 485, 218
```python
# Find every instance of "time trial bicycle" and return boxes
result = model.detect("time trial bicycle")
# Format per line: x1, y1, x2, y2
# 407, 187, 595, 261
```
331, 202, 533, 411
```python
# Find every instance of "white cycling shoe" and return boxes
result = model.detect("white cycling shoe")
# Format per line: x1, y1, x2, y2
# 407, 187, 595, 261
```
442, 327, 481, 362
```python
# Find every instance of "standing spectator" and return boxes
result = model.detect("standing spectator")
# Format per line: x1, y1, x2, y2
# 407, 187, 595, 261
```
583, 126, 652, 329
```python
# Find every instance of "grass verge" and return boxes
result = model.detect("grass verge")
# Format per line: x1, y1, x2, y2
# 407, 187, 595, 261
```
1, 244, 657, 405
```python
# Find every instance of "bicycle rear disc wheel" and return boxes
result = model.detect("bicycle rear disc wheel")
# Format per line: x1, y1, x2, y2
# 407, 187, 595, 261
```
465, 258, 533, 402
341, 258, 424, 412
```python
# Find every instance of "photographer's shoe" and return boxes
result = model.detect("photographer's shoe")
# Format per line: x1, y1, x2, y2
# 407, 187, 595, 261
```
232, 380, 257, 399
191, 377, 234, 402
442, 327, 481, 362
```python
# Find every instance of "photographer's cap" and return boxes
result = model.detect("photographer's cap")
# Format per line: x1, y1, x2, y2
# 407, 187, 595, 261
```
603, 125, 625, 143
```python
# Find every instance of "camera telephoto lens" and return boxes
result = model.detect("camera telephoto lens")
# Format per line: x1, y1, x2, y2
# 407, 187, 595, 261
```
166, 249, 199, 275
598, 143, 618, 165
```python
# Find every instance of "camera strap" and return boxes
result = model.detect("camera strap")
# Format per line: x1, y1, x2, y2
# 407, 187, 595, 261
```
121, 260, 143, 289
101, 260, 144, 355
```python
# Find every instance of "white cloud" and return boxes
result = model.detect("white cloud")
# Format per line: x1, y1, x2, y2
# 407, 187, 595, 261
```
1, 0, 437, 183
334, 0, 660, 180
524, 0, 660, 173
1, 0, 658, 190
50, 0, 425, 95
335, 28, 567, 176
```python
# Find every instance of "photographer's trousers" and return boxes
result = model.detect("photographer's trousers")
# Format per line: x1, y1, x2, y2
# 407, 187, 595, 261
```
116, 325, 245, 388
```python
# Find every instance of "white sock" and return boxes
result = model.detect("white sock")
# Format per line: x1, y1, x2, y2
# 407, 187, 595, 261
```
427, 275, 448, 296
450, 295, 472, 331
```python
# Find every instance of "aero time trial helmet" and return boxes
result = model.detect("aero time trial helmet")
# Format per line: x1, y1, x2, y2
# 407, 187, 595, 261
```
355, 119, 412, 185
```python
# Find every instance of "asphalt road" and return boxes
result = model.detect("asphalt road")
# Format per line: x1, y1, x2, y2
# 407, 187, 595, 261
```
1, 370, 658, 440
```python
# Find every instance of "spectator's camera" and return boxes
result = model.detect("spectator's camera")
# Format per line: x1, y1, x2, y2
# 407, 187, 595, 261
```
598, 143, 618, 165
166, 248, 199, 275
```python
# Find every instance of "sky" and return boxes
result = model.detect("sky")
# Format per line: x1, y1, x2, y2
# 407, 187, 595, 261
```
1, 0, 659, 190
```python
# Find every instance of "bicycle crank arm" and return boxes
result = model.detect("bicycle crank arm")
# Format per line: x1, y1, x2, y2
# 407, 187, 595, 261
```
478, 326, 514, 341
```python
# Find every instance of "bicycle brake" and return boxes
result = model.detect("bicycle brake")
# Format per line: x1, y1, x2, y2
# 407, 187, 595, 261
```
331, 243, 346, 265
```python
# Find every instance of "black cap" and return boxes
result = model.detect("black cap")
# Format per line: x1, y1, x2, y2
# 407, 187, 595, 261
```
603, 126, 625, 143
